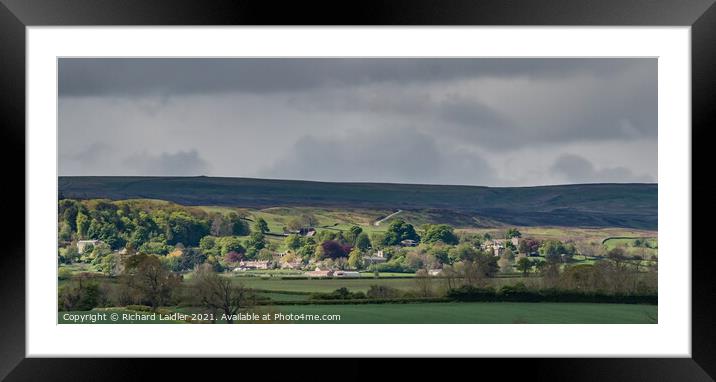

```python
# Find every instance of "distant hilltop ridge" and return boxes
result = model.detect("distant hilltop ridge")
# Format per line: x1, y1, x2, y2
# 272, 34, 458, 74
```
58, 176, 657, 230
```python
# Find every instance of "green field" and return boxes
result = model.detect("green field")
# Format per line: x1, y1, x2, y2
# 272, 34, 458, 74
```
603, 237, 658, 250
232, 276, 420, 293
229, 275, 544, 294
275, 302, 658, 324
59, 303, 657, 324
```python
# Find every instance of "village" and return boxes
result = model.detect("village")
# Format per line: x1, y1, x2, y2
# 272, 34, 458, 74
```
73, 230, 541, 279
58, 198, 658, 325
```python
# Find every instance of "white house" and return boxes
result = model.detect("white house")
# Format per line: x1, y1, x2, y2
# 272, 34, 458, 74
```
333, 270, 361, 278
307, 267, 334, 278
238, 260, 270, 270
363, 250, 387, 265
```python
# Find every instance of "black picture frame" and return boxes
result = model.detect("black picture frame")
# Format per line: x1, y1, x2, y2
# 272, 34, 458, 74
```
1, 0, 714, 380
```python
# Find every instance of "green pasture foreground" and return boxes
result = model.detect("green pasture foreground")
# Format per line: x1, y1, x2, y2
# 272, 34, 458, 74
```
59, 302, 657, 324
233, 276, 419, 293
231, 275, 543, 293
275, 302, 657, 324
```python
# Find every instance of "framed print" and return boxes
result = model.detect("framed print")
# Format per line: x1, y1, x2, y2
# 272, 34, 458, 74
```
2, 0, 715, 379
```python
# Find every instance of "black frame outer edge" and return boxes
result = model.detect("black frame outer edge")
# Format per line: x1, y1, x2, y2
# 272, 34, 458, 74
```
0, 0, 715, 380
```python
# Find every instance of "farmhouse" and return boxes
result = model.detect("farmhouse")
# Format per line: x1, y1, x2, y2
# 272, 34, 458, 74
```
238, 260, 270, 270
482, 239, 507, 256
77, 239, 103, 254
281, 261, 302, 270
363, 250, 387, 265
287, 227, 316, 237
307, 267, 334, 278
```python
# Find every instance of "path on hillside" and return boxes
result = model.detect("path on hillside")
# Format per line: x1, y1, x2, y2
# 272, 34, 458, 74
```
373, 210, 403, 226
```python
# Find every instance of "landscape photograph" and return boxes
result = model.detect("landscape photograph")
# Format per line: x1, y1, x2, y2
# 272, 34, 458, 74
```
57, 57, 658, 324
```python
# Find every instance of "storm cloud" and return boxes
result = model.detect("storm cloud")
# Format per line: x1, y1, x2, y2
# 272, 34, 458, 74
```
265, 129, 498, 185
123, 150, 209, 176
551, 154, 654, 184
58, 58, 657, 186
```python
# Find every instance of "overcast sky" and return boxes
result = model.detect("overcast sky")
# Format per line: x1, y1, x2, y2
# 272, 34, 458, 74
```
58, 58, 657, 186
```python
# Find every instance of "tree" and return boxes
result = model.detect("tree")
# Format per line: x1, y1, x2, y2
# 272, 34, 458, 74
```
63, 244, 80, 264
516, 257, 532, 276
284, 234, 303, 250
132, 255, 181, 310
575, 241, 604, 259
286, 213, 319, 231
607, 247, 628, 265
253, 217, 269, 234
414, 269, 434, 297
448, 244, 478, 263
505, 228, 522, 239
347, 248, 363, 269
76, 212, 90, 239
216, 236, 245, 256
58, 277, 104, 311
165, 211, 210, 247
497, 256, 512, 273
422, 224, 459, 245
224, 251, 243, 264
98, 254, 119, 276
354, 232, 372, 252
382, 219, 420, 246
245, 231, 266, 251
318, 240, 350, 260
518, 238, 541, 255
257, 248, 274, 261
540, 240, 575, 264
194, 264, 251, 324
474, 251, 499, 279
209, 214, 230, 236
346, 226, 363, 244
366, 285, 401, 299
281, 252, 298, 264
199, 236, 219, 256
58, 221, 73, 241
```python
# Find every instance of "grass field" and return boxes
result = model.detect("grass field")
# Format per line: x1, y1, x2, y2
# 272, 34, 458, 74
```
228, 274, 544, 294
275, 302, 658, 324
231, 276, 420, 293
59, 302, 657, 324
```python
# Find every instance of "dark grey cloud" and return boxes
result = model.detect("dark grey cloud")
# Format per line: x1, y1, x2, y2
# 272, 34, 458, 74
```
122, 150, 209, 176
58, 58, 657, 186
58, 58, 651, 98
62, 141, 110, 162
551, 154, 653, 183
265, 128, 497, 185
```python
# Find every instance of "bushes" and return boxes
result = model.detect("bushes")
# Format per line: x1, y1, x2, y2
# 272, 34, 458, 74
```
58, 280, 108, 311
366, 285, 402, 299
310, 287, 366, 300
446, 286, 498, 301
446, 285, 657, 305
58, 267, 73, 280
264, 297, 451, 306
369, 261, 414, 273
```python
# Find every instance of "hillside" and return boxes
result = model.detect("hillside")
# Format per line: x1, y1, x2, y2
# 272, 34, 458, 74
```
58, 176, 658, 229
